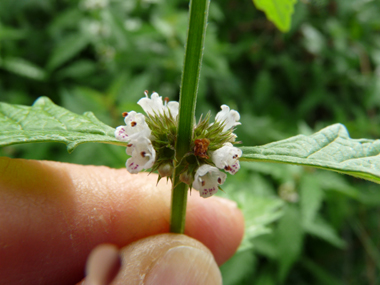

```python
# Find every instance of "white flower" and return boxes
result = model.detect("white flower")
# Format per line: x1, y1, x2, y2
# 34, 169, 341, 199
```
166, 101, 179, 118
138, 91, 165, 116
215, 105, 241, 132
138, 91, 179, 118
192, 165, 227, 198
211, 143, 242, 175
125, 136, 156, 174
115, 111, 151, 142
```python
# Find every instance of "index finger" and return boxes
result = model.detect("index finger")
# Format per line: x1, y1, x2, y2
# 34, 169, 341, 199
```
0, 157, 244, 284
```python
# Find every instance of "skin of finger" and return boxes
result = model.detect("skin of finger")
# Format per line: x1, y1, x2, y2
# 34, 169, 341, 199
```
85, 244, 121, 285
110, 233, 222, 285
0, 157, 244, 284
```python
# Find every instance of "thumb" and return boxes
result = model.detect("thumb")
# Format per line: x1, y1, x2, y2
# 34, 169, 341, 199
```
85, 234, 222, 285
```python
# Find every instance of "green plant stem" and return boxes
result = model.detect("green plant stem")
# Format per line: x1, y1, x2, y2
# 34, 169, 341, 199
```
170, 0, 210, 234
170, 177, 188, 233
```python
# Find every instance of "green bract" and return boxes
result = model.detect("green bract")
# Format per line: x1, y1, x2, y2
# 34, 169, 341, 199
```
145, 112, 177, 175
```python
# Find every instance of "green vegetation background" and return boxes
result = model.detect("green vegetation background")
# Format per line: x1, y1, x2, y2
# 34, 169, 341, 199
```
1, 0, 380, 283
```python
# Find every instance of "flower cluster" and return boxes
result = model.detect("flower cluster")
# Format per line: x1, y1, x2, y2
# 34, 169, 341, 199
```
115, 91, 242, 198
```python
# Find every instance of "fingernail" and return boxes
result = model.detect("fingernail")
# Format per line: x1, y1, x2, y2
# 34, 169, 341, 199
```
85, 244, 121, 285
145, 245, 222, 285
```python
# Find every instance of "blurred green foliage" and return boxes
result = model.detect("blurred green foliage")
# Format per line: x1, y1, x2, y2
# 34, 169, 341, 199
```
1, 0, 380, 284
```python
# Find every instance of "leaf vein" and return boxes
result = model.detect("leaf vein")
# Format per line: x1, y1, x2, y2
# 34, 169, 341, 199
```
305, 132, 339, 159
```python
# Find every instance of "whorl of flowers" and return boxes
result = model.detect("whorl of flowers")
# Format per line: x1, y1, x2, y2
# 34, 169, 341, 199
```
115, 91, 242, 198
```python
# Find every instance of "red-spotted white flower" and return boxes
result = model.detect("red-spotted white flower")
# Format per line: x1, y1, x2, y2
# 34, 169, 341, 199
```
114, 111, 151, 142
211, 143, 242, 175
192, 165, 227, 198
125, 135, 156, 174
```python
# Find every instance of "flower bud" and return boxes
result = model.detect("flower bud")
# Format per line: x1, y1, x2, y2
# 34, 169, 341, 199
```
179, 171, 193, 185
158, 164, 173, 178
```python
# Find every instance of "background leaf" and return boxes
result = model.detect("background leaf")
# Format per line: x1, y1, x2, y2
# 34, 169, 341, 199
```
240, 124, 380, 183
304, 216, 346, 248
219, 170, 284, 284
300, 175, 324, 226
0, 57, 46, 80
275, 205, 304, 281
46, 34, 89, 71
0, 97, 125, 152
220, 250, 256, 285
252, 0, 297, 32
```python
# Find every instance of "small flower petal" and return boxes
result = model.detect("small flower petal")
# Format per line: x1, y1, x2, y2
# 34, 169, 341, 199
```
192, 165, 227, 198
114, 126, 129, 142
137, 91, 164, 116
212, 143, 242, 175
215, 105, 241, 132
125, 136, 156, 174
115, 111, 151, 142
137, 91, 179, 119
166, 101, 179, 118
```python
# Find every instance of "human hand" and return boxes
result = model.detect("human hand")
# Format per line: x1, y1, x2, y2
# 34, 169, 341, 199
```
0, 157, 244, 284
82, 233, 224, 285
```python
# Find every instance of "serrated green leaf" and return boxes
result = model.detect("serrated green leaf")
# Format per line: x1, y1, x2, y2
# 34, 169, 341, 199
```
0, 97, 126, 153
240, 124, 380, 184
253, 0, 297, 32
